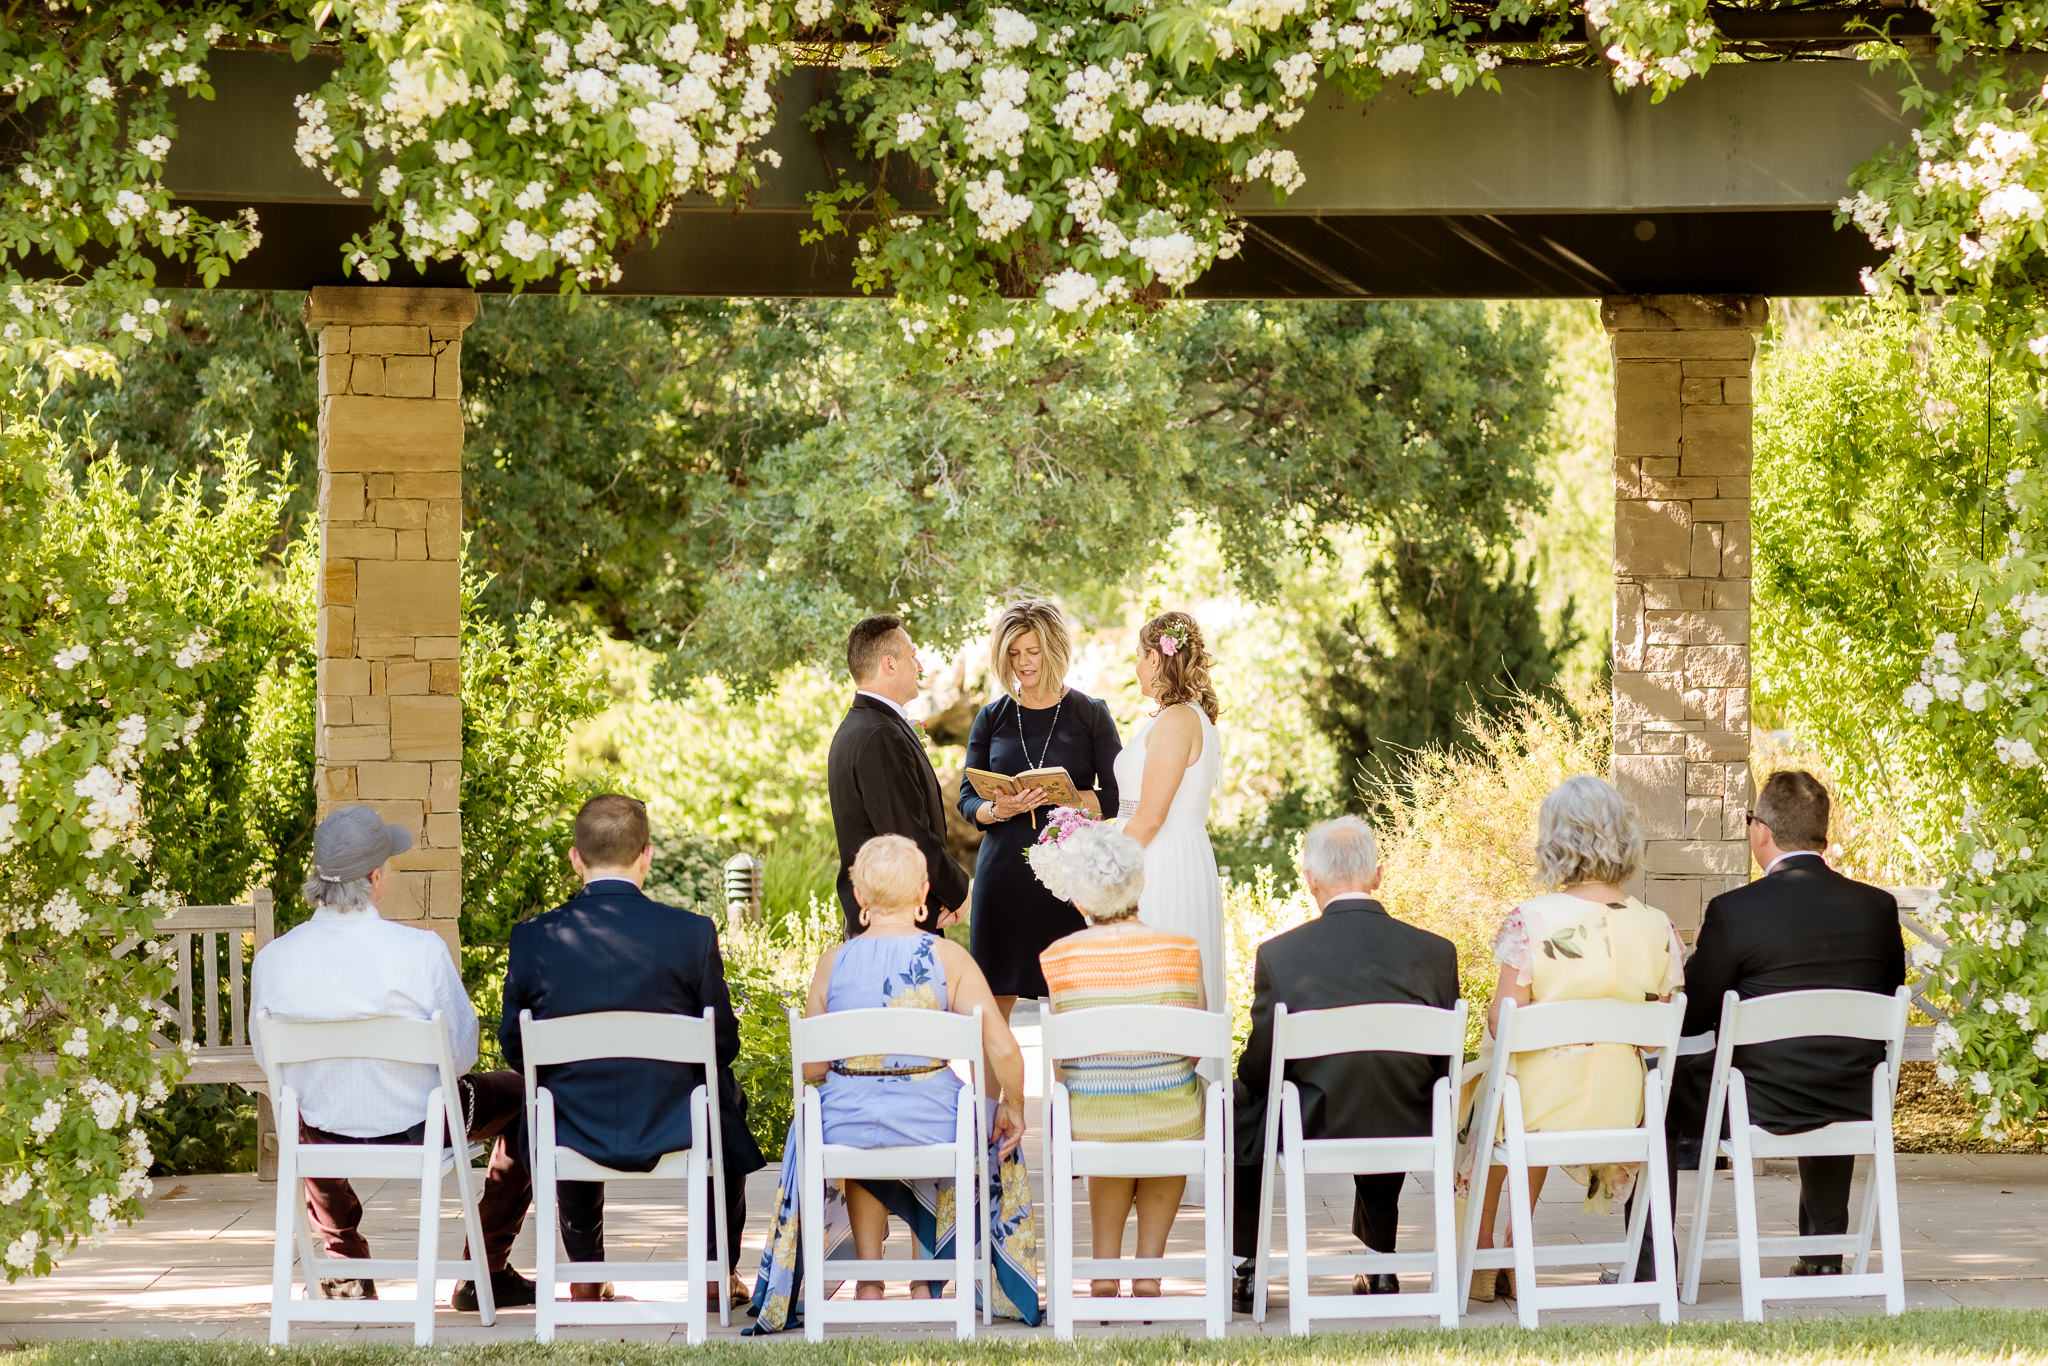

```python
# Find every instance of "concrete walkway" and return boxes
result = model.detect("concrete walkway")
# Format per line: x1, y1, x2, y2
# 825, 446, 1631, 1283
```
7, 1012, 2043, 1345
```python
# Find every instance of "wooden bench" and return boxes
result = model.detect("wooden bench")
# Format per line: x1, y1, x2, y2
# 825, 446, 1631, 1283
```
1890, 887, 1945, 1062
148, 892, 279, 1179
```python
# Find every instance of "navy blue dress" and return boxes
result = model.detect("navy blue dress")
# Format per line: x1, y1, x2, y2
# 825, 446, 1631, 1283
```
957, 691, 1122, 998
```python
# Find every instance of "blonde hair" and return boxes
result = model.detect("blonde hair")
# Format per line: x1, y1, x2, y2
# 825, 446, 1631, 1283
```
989, 600, 1073, 702
850, 834, 927, 915
1140, 611, 1221, 722
1534, 775, 1643, 890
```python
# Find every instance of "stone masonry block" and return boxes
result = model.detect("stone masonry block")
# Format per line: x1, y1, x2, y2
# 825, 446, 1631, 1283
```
1615, 456, 1642, 498
1686, 764, 1721, 797
1688, 610, 1747, 645
356, 633, 420, 661
1641, 457, 1680, 479
322, 725, 390, 762
1685, 796, 1722, 839
360, 799, 427, 841
1616, 500, 1692, 578
1717, 476, 1752, 501
1644, 839, 1750, 876
1614, 753, 1686, 839
1722, 801, 1749, 841
319, 658, 372, 697
1684, 645, 1749, 687
319, 607, 354, 658
327, 526, 396, 560
319, 695, 352, 728
305, 287, 478, 332
353, 696, 391, 726
1723, 377, 1753, 404
414, 635, 460, 660
1681, 358, 1752, 378
319, 352, 351, 395
402, 846, 463, 871
1682, 686, 1711, 721
1643, 645, 1684, 672
426, 812, 461, 848
1612, 331, 1758, 361
1614, 361, 1681, 455
1644, 874, 1705, 933
1681, 377, 1723, 405
1645, 610, 1689, 646
318, 326, 351, 356
367, 474, 396, 501
322, 473, 366, 523
1614, 723, 1687, 756
321, 396, 465, 472
1614, 583, 1645, 672
321, 560, 357, 608
1689, 522, 1723, 578
1683, 404, 1754, 443
357, 761, 432, 801
386, 354, 436, 398
1679, 437, 1752, 478
1640, 476, 1722, 501
430, 762, 460, 813
375, 499, 428, 530
1722, 521, 1753, 577
349, 324, 432, 356
428, 870, 462, 923
1706, 581, 1750, 611
354, 559, 461, 637
318, 766, 358, 802
395, 530, 428, 559
387, 660, 432, 695
391, 695, 462, 761
1601, 295, 1769, 332
427, 500, 461, 560
349, 355, 386, 396
1690, 500, 1749, 521
393, 472, 462, 499
1616, 671, 1686, 726
429, 660, 460, 694
1643, 580, 1706, 611
1686, 727, 1749, 762
434, 342, 462, 400
379, 870, 427, 922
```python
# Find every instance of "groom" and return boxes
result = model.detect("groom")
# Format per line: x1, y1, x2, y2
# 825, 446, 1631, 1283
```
827, 614, 971, 936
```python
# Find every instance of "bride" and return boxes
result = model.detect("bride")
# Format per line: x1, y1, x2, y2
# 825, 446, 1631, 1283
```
1112, 610, 1225, 1016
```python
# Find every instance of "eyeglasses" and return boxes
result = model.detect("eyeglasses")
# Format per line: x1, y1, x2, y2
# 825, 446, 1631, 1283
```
1745, 810, 1769, 830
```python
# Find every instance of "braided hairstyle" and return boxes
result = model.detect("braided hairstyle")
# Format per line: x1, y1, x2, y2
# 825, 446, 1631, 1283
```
1139, 610, 1221, 722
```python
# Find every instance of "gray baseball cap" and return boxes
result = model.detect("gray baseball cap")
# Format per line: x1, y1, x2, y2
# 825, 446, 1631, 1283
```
311, 805, 414, 884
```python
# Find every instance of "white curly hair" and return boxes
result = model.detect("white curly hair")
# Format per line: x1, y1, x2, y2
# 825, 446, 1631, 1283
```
1534, 774, 1644, 890
1060, 823, 1147, 922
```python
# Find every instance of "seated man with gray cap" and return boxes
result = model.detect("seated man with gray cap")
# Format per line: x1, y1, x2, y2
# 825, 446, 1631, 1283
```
251, 804, 534, 1308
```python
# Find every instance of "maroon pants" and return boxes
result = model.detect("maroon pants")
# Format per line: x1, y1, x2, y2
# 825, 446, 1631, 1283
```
300, 1069, 530, 1271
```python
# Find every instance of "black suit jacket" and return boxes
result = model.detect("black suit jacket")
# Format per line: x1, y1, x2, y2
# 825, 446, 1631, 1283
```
500, 880, 766, 1176
1232, 896, 1461, 1165
827, 693, 971, 934
1682, 853, 1906, 1132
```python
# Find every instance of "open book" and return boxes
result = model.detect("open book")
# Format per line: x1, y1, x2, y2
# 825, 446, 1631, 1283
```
963, 765, 1086, 807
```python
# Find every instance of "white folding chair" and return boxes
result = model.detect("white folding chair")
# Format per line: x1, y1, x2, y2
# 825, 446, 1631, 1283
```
519, 1008, 732, 1343
1679, 985, 1910, 1319
788, 1004, 988, 1342
1456, 995, 1685, 1328
255, 1010, 496, 1345
1039, 1004, 1233, 1340
1249, 1001, 1469, 1332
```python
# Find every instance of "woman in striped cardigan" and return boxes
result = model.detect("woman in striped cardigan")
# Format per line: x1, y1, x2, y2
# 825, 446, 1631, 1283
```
1038, 823, 1207, 1301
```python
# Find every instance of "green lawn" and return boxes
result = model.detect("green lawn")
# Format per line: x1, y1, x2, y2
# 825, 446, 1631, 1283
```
10, 1311, 2048, 1366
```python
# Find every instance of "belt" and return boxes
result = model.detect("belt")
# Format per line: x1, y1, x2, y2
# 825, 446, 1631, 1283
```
830, 1060, 949, 1078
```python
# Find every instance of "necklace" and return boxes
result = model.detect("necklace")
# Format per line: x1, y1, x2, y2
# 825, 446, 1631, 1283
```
1015, 691, 1063, 829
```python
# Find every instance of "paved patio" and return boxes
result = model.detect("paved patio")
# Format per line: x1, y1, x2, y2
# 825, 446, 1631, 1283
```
7, 1012, 2044, 1345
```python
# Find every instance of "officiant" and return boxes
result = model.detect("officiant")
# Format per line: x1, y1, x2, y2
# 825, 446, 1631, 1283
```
958, 600, 1124, 1023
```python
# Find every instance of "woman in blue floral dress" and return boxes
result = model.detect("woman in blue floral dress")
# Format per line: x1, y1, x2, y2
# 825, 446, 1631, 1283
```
748, 835, 1041, 1330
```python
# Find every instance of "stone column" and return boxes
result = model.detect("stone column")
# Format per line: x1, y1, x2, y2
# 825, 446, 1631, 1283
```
1603, 294, 1765, 935
304, 286, 477, 959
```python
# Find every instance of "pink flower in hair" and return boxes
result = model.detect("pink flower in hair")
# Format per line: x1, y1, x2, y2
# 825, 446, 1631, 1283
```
1159, 635, 1179, 656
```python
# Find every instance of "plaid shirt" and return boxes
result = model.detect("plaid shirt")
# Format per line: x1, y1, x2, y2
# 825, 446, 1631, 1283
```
251, 907, 478, 1138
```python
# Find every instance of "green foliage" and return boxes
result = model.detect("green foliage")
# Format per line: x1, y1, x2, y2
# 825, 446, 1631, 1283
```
723, 895, 842, 1158
1312, 540, 1581, 806
137, 1085, 256, 1178
0, 401, 291, 1276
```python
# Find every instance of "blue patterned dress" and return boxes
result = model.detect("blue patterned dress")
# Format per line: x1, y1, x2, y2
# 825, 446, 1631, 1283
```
747, 933, 1042, 1332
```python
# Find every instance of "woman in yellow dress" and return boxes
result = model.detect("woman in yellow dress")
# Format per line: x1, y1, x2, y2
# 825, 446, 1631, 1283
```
1456, 774, 1684, 1301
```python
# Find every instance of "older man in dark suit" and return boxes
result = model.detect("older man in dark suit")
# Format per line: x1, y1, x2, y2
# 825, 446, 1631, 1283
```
826, 614, 971, 935
1632, 770, 1906, 1282
492, 793, 765, 1308
1230, 816, 1460, 1311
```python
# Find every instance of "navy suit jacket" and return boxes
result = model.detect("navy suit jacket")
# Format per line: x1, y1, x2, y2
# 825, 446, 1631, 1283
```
500, 879, 766, 1176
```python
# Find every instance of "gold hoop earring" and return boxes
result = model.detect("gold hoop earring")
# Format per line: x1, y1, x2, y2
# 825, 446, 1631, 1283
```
858, 908, 870, 927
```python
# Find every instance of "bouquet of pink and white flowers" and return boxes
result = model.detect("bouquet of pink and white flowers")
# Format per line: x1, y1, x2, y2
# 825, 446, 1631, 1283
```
1024, 806, 1102, 903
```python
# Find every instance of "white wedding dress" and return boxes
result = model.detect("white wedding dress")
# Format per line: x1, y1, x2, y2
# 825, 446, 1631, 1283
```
1113, 701, 1226, 1019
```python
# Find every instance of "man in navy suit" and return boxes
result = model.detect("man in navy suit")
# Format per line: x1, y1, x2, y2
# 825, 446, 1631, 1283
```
495, 794, 765, 1307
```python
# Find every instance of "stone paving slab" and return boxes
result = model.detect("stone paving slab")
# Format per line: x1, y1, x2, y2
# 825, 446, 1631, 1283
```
6, 1021, 2043, 1344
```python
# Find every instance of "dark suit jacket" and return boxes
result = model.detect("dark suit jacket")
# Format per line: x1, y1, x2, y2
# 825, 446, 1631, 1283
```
827, 693, 971, 934
1232, 896, 1460, 1166
1682, 852, 1906, 1132
500, 879, 766, 1176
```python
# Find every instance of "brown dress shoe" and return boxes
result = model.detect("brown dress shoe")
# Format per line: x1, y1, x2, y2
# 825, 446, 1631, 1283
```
570, 1281, 616, 1302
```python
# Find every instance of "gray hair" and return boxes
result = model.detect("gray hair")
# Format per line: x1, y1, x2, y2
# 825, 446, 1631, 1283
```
1534, 775, 1643, 890
1301, 816, 1379, 891
301, 871, 377, 915
1061, 824, 1147, 922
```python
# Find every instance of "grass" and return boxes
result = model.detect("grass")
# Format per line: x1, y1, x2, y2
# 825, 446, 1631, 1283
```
9, 1312, 2048, 1366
